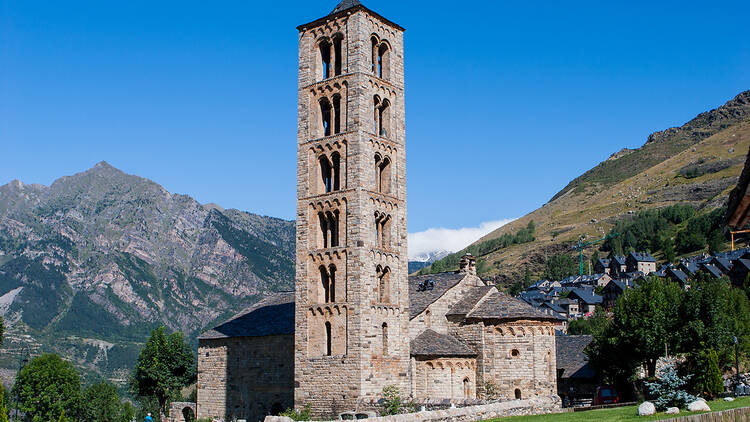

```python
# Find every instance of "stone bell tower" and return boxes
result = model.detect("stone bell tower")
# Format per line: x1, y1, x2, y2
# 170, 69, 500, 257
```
294, 0, 408, 417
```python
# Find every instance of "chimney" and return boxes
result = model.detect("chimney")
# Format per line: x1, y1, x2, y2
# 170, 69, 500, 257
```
459, 253, 476, 276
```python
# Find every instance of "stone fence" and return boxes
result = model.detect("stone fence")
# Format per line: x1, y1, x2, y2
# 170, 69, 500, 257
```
662, 406, 750, 421
264, 395, 562, 422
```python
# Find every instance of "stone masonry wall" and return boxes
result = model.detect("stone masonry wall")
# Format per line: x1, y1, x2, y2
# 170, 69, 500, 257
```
414, 358, 476, 400
295, 6, 409, 419
264, 395, 562, 422
197, 335, 294, 422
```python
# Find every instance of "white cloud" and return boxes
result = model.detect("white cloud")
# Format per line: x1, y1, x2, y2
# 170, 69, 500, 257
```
408, 219, 516, 259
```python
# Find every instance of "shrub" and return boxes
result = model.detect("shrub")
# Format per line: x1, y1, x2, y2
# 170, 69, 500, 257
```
695, 349, 723, 399
279, 404, 311, 421
380, 385, 406, 416
483, 381, 500, 401
645, 362, 696, 410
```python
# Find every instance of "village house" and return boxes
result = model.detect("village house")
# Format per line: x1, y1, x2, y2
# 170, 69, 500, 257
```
626, 252, 656, 275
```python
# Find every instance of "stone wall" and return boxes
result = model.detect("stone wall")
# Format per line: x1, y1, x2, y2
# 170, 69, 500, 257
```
168, 402, 196, 422
264, 395, 562, 422
196, 335, 294, 422
295, 5, 410, 418
414, 358, 477, 400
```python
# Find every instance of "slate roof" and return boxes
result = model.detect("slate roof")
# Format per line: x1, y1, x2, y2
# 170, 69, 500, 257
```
667, 268, 690, 285
681, 260, 700, 275
596, 258, 610, 268
556, 335, 595, 379
331, 0, 361, 14
446, 286, 495, 316
711, 256, 732, 273
199, 292, 295, 340
568, 288, 603, 305
604, 279, 627, 292
699, 263, 723, 278
410, 329, 476, 357
611, 255, 626, 266
409, 272, 466, 319
629, 252, 656, 262
734, 258, 750, 272
541, 301, 566, 314
467, 291, 563, 321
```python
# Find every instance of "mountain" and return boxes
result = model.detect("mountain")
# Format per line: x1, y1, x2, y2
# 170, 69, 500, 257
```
408, 249, 451, 274
0, 162, 295, 383
421, 90, 750, 285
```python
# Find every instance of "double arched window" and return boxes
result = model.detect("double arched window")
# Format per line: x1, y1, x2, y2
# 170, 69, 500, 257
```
318, 35, 344, 81
373, 95, 391, 138
370, 36, 391, 80
319, 152, 341, 193
374, 153, 391, 193
319, 94, 344, 137
318, 210, 340, 248
374, 211, 391, 250
319, 265, 337, 303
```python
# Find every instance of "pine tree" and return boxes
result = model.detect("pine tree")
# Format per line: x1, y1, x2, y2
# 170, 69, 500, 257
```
696, 349, 723, 399
0, 383, 8, 422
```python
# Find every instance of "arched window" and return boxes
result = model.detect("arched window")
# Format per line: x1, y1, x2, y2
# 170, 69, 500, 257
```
371, 36, 379, 74
373, 95, 381, 134
377, 265, 391, 303
319, 39, 332, 80
463, 378, 471, 399
374, 212, 390, 249
377, 43, 390, 79
320, 98, 332, 137
318, 212, 329, 248
514, 389, 522, 400
325, 321, 332, 356
425, 309, 431, 329
320, 266, 330, 303
331, 152, 341, 191
382, 322, 388, 355
547, 350, 553, 381
319, 155, 332, 193
333, 35, 343, 76
328, 265, 337, 303
379, 157, 391, 193
378, 99, 390, 138
332, 94, 342, 134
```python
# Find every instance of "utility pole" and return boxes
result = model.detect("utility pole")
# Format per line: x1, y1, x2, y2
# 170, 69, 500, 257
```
571, 233, 621, 276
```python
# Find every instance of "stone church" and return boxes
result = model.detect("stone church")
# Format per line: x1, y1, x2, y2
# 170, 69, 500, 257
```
195, 2, 560, 421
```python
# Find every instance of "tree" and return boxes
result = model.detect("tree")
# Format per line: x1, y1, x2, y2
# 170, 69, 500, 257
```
130, 327, 196, 421
588, 278, 682, 381
83, 381, 132, 422
0, 382, 8, 422
13, 354, 81, 422
543, 254, 578, 280
694, 349, 723, 399
568, 308, 609, 336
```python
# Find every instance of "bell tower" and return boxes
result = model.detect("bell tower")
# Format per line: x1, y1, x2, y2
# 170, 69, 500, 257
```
294, 0, 408, 416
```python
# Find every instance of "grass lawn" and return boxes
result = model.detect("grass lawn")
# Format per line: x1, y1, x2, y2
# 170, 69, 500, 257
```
483, 397, 750, 422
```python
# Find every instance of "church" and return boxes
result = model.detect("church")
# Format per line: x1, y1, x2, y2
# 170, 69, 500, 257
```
195, 2, 560, 421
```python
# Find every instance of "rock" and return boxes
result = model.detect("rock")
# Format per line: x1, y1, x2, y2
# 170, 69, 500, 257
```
724, 396, 735, 401
687, 400, 711, 412
666, 407, 679, 415
638, 401, 656, 416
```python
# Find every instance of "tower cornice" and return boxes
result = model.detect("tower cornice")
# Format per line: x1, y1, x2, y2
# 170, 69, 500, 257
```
297, 3, 404, 33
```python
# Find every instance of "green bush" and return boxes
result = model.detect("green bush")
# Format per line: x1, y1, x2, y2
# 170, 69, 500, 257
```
694, 349, 723, 399
380, 385, 407, 416
279, 404, 311, 421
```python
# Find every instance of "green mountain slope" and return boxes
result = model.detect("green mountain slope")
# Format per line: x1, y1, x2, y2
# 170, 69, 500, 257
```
0, 162, 294, 383
422, 90, 750, 285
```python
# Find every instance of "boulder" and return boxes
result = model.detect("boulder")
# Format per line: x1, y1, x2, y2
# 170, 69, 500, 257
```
687, 400, 711, 412
725, 396, 735, 402
638, 401, 656, 416
666, 407, 679, 415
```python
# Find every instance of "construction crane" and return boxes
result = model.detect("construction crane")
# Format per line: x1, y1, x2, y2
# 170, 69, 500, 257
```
571, 233, 621, 276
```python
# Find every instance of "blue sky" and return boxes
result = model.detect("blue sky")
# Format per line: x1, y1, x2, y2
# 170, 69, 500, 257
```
2, 1, 749, 256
